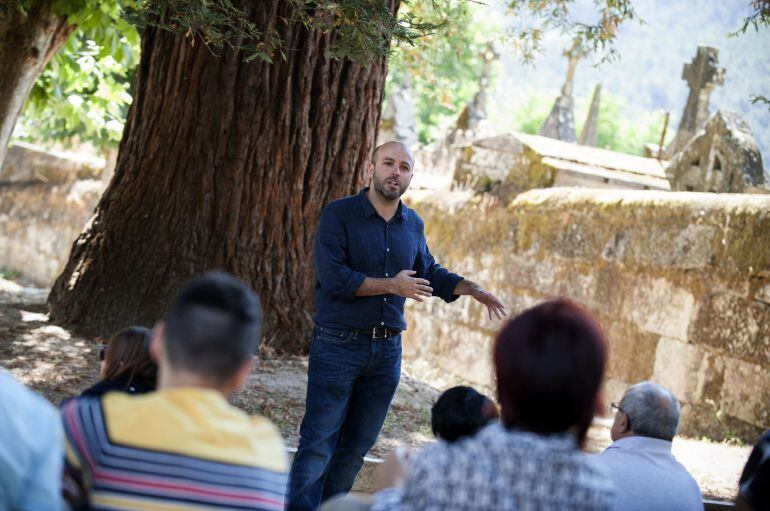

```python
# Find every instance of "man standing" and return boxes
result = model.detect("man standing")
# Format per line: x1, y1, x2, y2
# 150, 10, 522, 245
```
597, 381, 702, 511
287, 141, 506, 510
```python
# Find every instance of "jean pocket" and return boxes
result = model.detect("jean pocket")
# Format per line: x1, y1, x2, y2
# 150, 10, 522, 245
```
315, 326, 354, 345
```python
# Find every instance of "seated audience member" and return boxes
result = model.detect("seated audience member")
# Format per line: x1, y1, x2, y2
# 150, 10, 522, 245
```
372, 387, 500, 496
597, 381, 702, 511
62, 272, 288, 510
371, 299, 614, 511
0, 368, 64, 510
80, 326, 157, 397
431, 386, 499, 443
736, 429, 770, 511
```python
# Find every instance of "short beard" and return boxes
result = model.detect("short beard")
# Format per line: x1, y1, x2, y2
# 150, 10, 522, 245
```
373, 175, 403, 201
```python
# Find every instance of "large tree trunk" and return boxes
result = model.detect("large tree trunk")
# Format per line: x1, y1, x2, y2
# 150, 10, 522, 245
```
48, 2, 395, 353
0, 3, 75, 169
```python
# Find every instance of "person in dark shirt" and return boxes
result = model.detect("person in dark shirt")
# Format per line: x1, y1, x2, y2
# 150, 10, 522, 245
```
80, 326, 157, 397
287, 141, 506, 511
737, 429, 770, 511
431, 386, 499, 443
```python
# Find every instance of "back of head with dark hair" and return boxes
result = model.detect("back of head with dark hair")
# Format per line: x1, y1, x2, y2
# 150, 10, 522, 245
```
103, 326, 157, 388
164, 271, 262, 384
431, 386, 498, 442
493, 299, 607, 446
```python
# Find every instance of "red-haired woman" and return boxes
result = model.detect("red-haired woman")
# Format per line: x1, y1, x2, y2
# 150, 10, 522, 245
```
372, 299, 614, 511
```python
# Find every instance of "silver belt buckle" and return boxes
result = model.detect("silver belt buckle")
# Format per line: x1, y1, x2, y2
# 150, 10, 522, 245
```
372, 326, 387, 339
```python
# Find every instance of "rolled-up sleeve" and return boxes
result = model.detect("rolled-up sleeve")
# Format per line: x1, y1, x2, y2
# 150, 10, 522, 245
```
313, 205, 366, 300
414, 228, 463, 303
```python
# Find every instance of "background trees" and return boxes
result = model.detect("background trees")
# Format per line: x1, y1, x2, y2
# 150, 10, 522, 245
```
3, 1, 664, 352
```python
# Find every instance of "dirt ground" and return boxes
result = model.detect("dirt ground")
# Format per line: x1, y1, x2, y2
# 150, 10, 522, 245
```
0, 277, 751, 502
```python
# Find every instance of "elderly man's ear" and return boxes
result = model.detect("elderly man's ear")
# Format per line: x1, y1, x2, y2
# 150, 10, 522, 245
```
610, 409, 631, 441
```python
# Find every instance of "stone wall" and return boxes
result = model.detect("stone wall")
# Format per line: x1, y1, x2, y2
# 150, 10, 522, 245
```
0, 180, 103, 286
403, 188, 770, 441
0, 142, 107, 286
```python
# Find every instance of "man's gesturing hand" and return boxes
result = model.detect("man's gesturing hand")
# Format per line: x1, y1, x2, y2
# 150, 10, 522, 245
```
453, 279, 507, 320
392, 270, 432, 302
471, 288, 507, 320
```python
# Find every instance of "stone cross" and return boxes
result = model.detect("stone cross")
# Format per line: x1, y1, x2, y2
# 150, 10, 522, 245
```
377, 75, 417, 147
539, 39, 585, 142
667, 46, 725, 157
456, 43, 499, 132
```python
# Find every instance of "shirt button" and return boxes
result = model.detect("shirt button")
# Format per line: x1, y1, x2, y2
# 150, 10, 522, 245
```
384, 298, 387, 302
381, 322, 385, 325
385, 272, 389, 276
386, 248, 390, 252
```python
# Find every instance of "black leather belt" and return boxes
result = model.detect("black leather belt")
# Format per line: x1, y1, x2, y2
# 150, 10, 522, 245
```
353, 326, 401, 339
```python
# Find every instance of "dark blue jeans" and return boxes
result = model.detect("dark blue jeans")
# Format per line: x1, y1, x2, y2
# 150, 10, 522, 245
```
287, 326, 402, 511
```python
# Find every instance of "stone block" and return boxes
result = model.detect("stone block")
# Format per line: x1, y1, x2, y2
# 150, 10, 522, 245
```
720, 356, 770, 428
605, 320, 659, 383
0, 181, 103, 286
1, 141, 104, 182
690, 293, 770, 366
651, 337, 724, 404
678, 402, 764, 443
603, 223, 716, 270
755, 283, 770, 305
530, 212, 611, 262
554, 263, 624, 317
502, 255, 560, 297
621, 277, 695, 341
604, 378, 630, 406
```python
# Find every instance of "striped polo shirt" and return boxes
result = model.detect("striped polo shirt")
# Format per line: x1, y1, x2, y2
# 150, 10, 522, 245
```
62, 387, 288, 510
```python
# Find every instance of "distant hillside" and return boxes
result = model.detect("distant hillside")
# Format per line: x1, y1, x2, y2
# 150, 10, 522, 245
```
486, 0, 769, 160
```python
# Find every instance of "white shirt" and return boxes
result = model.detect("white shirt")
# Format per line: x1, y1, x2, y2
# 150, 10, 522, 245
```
596, 435, 703, 511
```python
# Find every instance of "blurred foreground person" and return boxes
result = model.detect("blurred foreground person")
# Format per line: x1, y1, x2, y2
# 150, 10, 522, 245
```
62, 272, 288, 510
372, 299, 614, 511
80, 326, 157, 397
431, 385, 499, 443
0, 368, 63, 510
596, 381, 702, 511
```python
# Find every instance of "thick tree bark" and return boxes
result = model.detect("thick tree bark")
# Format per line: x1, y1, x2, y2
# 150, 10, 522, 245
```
49, 2, 396, 353
0, 3, 75, 169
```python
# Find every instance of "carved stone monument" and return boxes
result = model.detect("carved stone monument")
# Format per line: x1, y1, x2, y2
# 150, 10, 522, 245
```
667, 110, 766, 193
456, 43, 498, 133
377, 76, 418, 147
666, 46, 725, 157
579, 83, 602, 147
539, 39, 585, 142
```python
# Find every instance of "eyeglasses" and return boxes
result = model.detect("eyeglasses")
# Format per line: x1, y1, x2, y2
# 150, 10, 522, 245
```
98, 344, 108, 361
611, 402, 632, 429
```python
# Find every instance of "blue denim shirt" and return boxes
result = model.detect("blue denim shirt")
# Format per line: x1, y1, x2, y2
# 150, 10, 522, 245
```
0, 369, 64, 510
313, 188, 463, 331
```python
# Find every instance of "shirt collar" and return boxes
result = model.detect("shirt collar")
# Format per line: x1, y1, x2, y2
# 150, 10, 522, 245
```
609, 435, 673, 453
358, 187, 406, 221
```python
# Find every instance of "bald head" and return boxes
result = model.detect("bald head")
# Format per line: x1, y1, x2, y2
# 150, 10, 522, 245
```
620, 381, 681, 441
371, 141, 413, 166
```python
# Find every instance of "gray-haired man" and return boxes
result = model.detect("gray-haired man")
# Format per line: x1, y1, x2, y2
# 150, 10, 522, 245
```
597, 381, 703, 511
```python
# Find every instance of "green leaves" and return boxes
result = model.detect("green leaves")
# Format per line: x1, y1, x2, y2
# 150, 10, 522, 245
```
730, 0, 769, 36
505, 0, 641, 64
386, 0, 492, 143
15, 1, 140, 148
